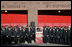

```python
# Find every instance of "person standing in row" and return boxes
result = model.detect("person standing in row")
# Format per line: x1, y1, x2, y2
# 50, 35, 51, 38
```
43, 26, 48, 43
67, 26, 71, 45
27, 27, 32, 43
31, 26, 35, 42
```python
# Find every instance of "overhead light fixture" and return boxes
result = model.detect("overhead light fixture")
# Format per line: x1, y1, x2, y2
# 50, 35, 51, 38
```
58, 10, 61, 13
5, 10, 7, 12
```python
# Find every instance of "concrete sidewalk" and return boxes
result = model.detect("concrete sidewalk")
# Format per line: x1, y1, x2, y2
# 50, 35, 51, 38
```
1, 40, 71, 46
13, 41, 71, 46
13, 43, 71, 46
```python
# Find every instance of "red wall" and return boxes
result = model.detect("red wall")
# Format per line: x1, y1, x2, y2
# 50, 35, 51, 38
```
1, 14, 27, 26
38, 15, 71, 26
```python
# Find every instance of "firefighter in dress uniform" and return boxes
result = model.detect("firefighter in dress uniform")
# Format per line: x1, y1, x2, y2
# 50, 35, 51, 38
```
43, 26, 49, 43
27, 27, 32, 43
67, 26, 71, 45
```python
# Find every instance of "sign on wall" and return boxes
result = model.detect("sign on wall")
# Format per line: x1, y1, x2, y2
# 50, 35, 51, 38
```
1, 1, 71, 10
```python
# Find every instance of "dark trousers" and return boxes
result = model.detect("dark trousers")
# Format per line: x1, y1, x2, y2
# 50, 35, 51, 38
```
55, 38, 60, 44
1, 36, 6, 44
49, 35, 54, 43
59, 36, 64, 44
48, 37, 50, 43
48, 36, 52, 43
6, 36, 11, 44
25, 35, 28, 41
27, 36, 31, 43
68, 38, 71, 45
43, 36, 48, 43
31, 35, 33, 40
10, 37, 17, 44
60, 38, 64, 44
64, 37, 68, 44
20, 36, 25, 43
32, 35, 35, 42
52, 37, 55, 43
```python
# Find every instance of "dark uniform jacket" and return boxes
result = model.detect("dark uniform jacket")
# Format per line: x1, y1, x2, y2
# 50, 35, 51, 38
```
1, 29, 6, 36
10, 29, 17, 37
63, 29, 68, 38
21, 29, 26, 38
43, 28, 48, 37
55, 28, 60, 38
60, 28, 64, 38
16, 28, 21, 37
52, 28, 56, 38
27, 28, 32, 37
32, 28, 35, 35
25, 27, 29, 37
5, 28, 9, 36
49, 28, 53, 37
68, 29, 71, 38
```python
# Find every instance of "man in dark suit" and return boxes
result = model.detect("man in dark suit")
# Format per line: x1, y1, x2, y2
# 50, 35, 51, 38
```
5, 25, 9, 33
27, 27, 32, 43
1, 27, 3, 44
25, 26, 29, 42
59, 26, 64, 44
5, 25, 9, 37
1, 26, 6, 44
16, 26, 23, 43
4, 25, 11, 44
1, 26, 5, 36
55, 27, 61, 44
43, 26, 48, 43
63, 27, 68, 44
31, 27, 35, 42
67, 26, 71, 45
49, 27, 54, 43
46, 26, 50, 43
48, 27, 51, 43
15, 26, 20, 44
52, 26, 56, 43
19, 26, 26, 43
6, 26, 13, 44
